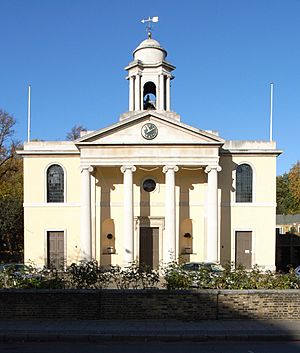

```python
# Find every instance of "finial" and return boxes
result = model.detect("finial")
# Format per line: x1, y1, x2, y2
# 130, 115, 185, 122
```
141, 16, 159, 39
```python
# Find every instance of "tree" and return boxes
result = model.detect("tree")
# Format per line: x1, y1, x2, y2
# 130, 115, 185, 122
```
276, 161, 300, 215
289, 161, 300, 211
66, 125, 87, 141
0, 110, 23, 262
0, 110, 19, 179
276, 173, 297, 214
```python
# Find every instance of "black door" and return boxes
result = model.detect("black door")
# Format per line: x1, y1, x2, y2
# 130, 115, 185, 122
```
140, 227, 159, 269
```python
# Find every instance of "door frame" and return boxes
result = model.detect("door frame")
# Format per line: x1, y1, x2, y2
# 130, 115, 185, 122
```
134, 217, 164, 264
44, 228, 67, 268
232, 228, 255, 267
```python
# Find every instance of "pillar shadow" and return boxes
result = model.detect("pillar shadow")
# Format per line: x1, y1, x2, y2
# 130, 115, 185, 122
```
95, 167, 119, 267
177, 168, 201, 263
219, 156, 237, 264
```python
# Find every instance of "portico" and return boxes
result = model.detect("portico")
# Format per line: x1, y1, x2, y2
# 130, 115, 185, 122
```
79, 156, 222, 267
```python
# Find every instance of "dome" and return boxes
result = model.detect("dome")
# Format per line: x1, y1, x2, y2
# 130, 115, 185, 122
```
133, 38, 167, 63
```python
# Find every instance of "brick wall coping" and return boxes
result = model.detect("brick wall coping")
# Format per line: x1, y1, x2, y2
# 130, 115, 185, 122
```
0, 289, 299, 294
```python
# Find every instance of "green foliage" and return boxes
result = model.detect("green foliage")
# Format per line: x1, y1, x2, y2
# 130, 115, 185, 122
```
276, 173, 296, 214
163, 262, 300, 290
0, 109, 23, 261
65, 260, 110, 289
277, 162, 300, 214
0, 197, 23, 254
109, 262, 159, 289
163, 262, 194, 290
289, 161, 300, 212
0, 261, 299, 290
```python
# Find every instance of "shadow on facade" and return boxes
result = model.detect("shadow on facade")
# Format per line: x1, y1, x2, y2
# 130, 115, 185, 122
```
276, 231, 300, 272
177, 168, 198, 262
220, 156, 237, 264
96, 168, 119, 267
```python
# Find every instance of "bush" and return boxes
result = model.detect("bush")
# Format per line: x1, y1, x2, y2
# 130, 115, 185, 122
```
65, 260, 111, 289
0, 260, 300, 290
109, 262, 159, 289
163, 262, 300, 290
163, 262, 194, 290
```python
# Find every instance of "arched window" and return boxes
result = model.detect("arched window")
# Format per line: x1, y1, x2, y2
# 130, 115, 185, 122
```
47, 164, 64, 203
236, 164, 253, 202
143, 81, 156, 110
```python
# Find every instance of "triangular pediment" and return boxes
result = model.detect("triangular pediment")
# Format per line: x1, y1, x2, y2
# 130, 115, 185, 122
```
75, 111, 224, 146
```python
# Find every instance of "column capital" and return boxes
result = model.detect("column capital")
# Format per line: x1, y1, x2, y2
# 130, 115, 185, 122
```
121, 165, 136, 174
205, 165, 222, 174
162, 165, 179, 174
80, 166, 94, 173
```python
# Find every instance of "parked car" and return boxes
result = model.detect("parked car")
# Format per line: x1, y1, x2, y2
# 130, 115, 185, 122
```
182, 262, 225, 273
0, 263, 38, 279
294, 266, 300, 278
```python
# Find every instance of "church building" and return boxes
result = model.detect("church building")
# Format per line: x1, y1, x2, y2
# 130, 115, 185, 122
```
19, 32, 281, 271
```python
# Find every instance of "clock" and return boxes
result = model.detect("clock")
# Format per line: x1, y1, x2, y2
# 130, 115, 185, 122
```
141, 123, 158, 140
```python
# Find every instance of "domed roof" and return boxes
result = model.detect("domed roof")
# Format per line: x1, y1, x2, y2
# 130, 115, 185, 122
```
133, 37, 167, 63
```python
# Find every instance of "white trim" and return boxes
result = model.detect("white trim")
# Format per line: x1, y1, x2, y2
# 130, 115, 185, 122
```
44, 162, 67, 203
95, 200, 278, 208
229, 202, 276, 207
276, 226, 284, 234
232, 161, 256, 204
19, 150, 79, 155
23, 202, 80, 207
44, 229, 67, 268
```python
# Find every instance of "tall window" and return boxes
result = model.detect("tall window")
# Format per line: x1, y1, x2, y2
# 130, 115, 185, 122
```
236, 164, 253, 202
47, 164, 64, 203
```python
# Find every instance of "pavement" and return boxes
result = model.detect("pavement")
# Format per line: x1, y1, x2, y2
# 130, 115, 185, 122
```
1, 319, 300, 342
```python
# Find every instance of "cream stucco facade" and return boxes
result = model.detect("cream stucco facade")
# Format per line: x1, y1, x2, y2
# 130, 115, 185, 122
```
19, 35, 281, 270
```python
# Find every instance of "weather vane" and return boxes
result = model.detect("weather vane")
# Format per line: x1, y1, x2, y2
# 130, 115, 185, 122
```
141, 16, 159, 38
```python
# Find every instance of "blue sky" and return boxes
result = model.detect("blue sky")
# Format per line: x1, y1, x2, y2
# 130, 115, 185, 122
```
0, 0, 299, 175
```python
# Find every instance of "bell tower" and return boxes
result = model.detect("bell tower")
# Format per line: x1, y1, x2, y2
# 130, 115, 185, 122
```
124, 36, 175, 113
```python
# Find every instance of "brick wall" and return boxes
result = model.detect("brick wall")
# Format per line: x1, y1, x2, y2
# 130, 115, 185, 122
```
0, 289, 299, 320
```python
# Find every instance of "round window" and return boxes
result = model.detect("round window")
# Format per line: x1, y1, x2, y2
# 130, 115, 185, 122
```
143, 179, 156, 192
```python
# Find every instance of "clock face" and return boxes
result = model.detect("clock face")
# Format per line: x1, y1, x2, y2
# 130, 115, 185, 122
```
141, 123, 158, 140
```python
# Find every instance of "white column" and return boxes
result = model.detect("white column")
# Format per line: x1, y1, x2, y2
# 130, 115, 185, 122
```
80, 166, 93, 261
135, 74, 141, 110
166, 76, 171, 111
163, 165, 179, 263
159, 74, 165, 110
121, 165, 136, 266
129, 76, 135, 111
205, 165, 222, 262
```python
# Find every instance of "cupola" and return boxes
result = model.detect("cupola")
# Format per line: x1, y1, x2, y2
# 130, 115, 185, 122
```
124, 36, 175, 113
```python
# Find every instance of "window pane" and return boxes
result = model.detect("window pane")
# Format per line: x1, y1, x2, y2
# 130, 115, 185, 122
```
236, 164, 252, 202
143, 179, 156, 192
47, 165, 64, 202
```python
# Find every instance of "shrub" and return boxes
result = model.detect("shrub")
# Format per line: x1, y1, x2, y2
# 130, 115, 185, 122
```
1, 260, 300, 290
109, 262, 159, 289
65, 260, 111, 289
163, 261, 300, 290
163, 261, 194, 290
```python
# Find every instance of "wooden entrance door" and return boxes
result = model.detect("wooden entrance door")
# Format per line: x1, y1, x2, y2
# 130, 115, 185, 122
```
140, 227, 159, 269
235, 231, 252, 269
47, 231, 65, 269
